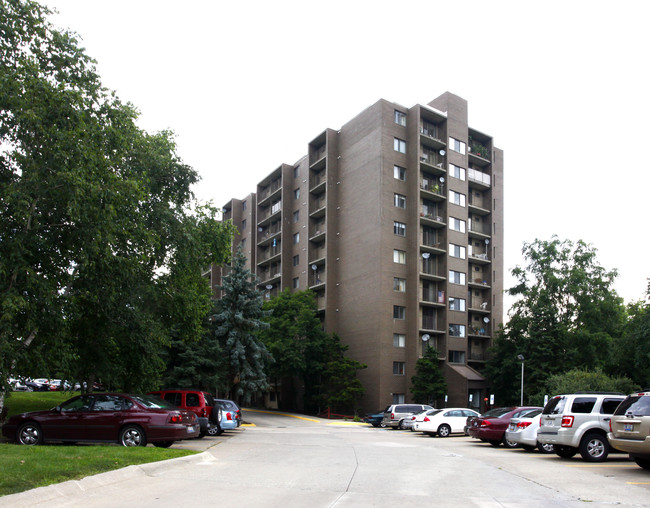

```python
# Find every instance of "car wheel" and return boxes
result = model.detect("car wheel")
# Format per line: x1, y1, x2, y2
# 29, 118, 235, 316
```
153, 441, 174, 448
521, 444, 536, 452
489, 439, 501, 447
207, 424, 223, 436
579, 433, 609, 462
437, 424, 451, 438
502, 436, 518, 448
120, 425, 147, 447
398, 420, 406, 430
555, 445, 578, 458
17, 422, 42, 445
633, 457, 650, 470
537, 442, 555, 454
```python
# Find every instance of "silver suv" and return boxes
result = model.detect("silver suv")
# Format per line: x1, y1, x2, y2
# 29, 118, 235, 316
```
607, 390, 650, 470
382, 404, 433, 429
538, 392, 625, 462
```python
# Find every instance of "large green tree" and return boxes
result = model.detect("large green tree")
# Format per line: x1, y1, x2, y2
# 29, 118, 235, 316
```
211, 249, 271, 405
485, 237, 626, 405
0, 0, 234, 401
411, 347, 447, 406
611, 282, 650, 388
259, 289, 366, 413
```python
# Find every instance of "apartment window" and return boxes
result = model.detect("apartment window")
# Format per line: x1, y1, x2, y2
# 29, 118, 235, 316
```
449, 190, 466, 207
449, 243, 466, 259
394, 110, 406, 126
241, 219, 246, 230
293, 166, 299, 179
449, 137, 466, 155
393, 393, 405, 404
293, 232, 300, 244
449, 324, 466, 337
393, 333, 406, 348
394, 137, 406, 154
393, 305, 405, 320
393, 221, 406, 237
271, 200, 281, 214
394, 193, 406, 209
292, 254, 299, 266
242, 200, 247, 211
393, 165, 406, 182
449, 297, 466, 312
393, 362, 406, 376
449, 217, 466, 233
449, 350, 466, 363
241, 238, 246, 249
294, 188, 300, 200
292, 277, 299, 289
449, 163, 466, 181
449, 270, 466, 285
393, 277, 406, 292
393, 249, 406, 264
293, 210, 300, 223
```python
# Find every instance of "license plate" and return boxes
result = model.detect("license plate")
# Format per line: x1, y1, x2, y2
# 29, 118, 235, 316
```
509, 424, 516, 431
187, 425, 196, 433
624, 424, 634, 432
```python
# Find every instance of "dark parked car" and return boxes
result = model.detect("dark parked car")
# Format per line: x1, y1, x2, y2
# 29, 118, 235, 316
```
364, 411, 387, 427
149, 389, 220, 437
467, 406, 541, 447
1, 393, 200, 447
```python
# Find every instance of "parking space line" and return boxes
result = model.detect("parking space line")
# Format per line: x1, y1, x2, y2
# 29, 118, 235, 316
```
627, 482, 650, 485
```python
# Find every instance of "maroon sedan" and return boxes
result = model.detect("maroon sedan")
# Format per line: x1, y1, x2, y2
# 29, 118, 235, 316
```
467, 406, 541, 447
1, 393, 199, 447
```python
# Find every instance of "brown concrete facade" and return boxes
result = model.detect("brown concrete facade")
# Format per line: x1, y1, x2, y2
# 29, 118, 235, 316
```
218, 92, 504, 414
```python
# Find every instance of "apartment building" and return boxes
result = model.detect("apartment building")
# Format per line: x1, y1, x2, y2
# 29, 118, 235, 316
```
211, 92, 504, 413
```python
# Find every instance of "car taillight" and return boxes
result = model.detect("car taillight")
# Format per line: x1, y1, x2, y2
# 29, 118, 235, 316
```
199, 408, 207, 417
609, 419, 612, 432
226, 412, 233, 421
391, 413, 395, 420
424, 416, 430, 422
517, 421, 532, 429
411, 416, 416, 421
480, 420, 491, 428
169, 413, 182, 424
561, 415, 574, 427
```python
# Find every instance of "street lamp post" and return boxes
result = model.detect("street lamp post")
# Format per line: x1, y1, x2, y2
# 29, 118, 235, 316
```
517, 354, 525, 406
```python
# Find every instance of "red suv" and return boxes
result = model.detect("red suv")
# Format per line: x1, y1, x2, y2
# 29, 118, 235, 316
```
149, 390, 221, 437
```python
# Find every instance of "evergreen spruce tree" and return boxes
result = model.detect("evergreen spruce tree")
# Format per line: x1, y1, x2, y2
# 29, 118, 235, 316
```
411, 347, 448, 406
212, 248, 271, 405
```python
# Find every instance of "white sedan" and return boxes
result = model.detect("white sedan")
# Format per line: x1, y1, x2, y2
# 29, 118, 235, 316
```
413, 408, 480, 437
504, 408, 554, 453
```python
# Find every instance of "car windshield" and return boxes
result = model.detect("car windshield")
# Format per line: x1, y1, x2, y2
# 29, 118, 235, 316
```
132, 394, 177, 409
615, 395, 650, 416
481, 407, 513, 418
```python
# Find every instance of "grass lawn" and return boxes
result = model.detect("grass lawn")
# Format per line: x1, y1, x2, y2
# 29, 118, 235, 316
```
0, 392, 199, 497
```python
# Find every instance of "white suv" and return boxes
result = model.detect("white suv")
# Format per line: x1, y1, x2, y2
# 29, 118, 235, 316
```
538, 392, 625, 462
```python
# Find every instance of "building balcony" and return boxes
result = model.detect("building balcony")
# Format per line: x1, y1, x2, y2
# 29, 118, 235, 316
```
468, 168, 491, 190
468, 197, 490, 216
468, 352, 487, 363
468, 278, 491, 289
258, 184, 282, 206
259, 271, 281, 287
468, 300, 490, 313
468, 251, 491, 265
257, 249, 281, 267
257, 207, 282, 227
420, 150, 446, 174
420, 211, 446, 227
309, 173, 326, 195
469, 325, 491, 338
257, 228, 281, 247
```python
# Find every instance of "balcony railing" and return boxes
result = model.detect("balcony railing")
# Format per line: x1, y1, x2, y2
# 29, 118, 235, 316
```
420, 180, 445, 196
421, 149, 445, 168
468, 168, 491, 186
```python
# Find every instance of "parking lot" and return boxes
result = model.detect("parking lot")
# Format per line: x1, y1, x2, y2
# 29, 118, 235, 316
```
3, 410, 649, 507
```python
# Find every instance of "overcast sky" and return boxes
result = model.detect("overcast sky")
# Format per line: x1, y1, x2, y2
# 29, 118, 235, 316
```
45, 0, 650, 308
